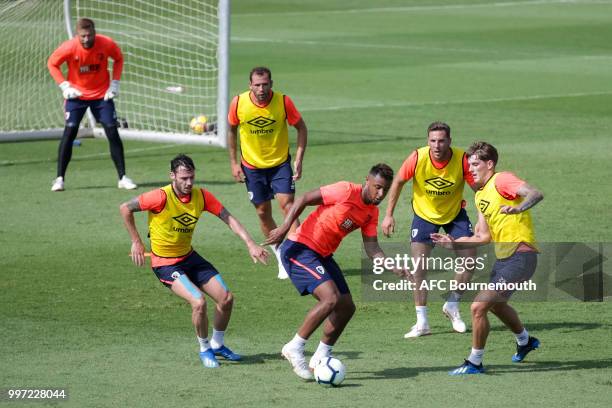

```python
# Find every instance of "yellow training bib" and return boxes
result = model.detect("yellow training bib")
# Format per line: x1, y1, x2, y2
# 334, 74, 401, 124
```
412, 146, 466, 225
148, 184, 204, 258
237, 91, 289, 168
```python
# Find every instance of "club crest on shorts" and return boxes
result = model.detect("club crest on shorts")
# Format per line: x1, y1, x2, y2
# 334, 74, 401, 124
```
412, 229, 418, 238
248, 191, 254, 201
316, 266, 326, 275
171, 271, 181, 280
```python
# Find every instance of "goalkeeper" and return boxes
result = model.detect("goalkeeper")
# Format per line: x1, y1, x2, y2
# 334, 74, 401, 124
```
47, 18, 137, 192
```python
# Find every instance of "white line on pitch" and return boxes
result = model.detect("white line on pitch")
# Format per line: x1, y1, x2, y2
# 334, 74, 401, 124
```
234, 0, 612, 17
300, 91, 612, 112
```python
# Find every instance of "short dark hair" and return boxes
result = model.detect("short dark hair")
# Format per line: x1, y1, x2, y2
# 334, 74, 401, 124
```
249, 66, 272, 82
170, 154, 195, 172
466, 141, 499, 165
427, 121, 451, 138
369, 163, 394, 183
76, 18, 95, 31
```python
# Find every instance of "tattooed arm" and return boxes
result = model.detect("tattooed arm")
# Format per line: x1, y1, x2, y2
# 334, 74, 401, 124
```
119, 197, 147, 266
500, 183, 544, 214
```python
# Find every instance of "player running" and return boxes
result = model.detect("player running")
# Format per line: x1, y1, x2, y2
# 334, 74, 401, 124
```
382, 121, 477, 337
228, 67, 308, 280
432, 141, 543, 375
264, 164, 396, 380
48, 18, 137, 191
120, 154, 268, 368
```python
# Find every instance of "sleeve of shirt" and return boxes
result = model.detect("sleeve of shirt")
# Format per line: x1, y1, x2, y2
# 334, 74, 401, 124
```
47, 41, 71, 84
227, 95, 240, 126
202, 189, 224, 216
495, 172, 526, 200
398, 151, 418, 181
138, 189, 167, 213
107, 38, 124, 80
462, 153, 475, 187
362, 208, 379, 237
320, 181, 351, 205
284, 95, 302, 126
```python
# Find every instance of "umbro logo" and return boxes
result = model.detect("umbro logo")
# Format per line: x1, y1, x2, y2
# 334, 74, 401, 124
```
425, 177, 454, 190
173, 213, 198, 227
478, 200, 490, 213
246, 116, 276, 128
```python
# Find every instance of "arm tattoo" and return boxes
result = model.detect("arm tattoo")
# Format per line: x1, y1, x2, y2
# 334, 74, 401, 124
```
218, 208, 231, 224
126, 197, 142, 212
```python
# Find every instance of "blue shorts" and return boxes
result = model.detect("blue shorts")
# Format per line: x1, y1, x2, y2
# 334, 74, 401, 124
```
490, 251, 537, 297
411, 208, 473, 244
64, 98, 117, 128
242, 157, 295, 205
280, 240, 349, 296
152, 251, 224, 290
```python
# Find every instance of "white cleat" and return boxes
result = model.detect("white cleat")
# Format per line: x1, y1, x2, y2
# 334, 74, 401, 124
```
308, 352, 330, 370
443, 302, 467, 333
271, 244, 289, 279
118, 175, 138, 190
403, 324, 432, 339
281, 344, 313, 380
51, 177, 64, 192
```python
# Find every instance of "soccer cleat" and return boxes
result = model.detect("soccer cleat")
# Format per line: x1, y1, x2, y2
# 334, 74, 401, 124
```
308, 352, 331, 370
118, 175, 138, 190
443, 302, 467, 333
512, 336, 540, 363
403, 324, 432, 338
212, 345, 242, 361
449, 360, 485, 376
281, 344, 313, 380
51, 177, 64, 192
199, 349, 220, 368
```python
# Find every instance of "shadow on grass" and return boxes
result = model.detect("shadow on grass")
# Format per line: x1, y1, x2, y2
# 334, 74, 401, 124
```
351, 358, 612, 380
239, 350, 364, 365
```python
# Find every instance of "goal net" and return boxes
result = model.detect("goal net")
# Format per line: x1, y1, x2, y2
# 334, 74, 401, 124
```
0, 0, 229, 146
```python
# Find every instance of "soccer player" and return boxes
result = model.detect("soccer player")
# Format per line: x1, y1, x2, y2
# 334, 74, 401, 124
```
48, 18, 136, 192
228, 67, 308, 279
264, 164, 395, 380
382, 122, 477, 337
431, 141, 543, 375
119, 154, 268, 368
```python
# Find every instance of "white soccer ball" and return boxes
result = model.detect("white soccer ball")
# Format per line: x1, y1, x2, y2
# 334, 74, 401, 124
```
314, 357, 346, 387
189, 115, 208, 134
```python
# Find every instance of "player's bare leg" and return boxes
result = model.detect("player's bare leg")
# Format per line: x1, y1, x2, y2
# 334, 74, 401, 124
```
254, 200, 276, 237
309, 293, 356, 369
321, 293, 356, 346
404, 242, 433, 338
443, 246, 476, 333
276, 193, 300, 233
201, 276, 241, 361
171, 275, 218, 368
283, 281, 339, 379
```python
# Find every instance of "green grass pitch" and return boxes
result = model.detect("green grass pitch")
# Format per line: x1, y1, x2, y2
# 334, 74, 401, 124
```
1, 1, 611, 407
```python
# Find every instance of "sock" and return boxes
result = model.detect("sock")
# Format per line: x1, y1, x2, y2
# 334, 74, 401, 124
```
314, 341, 332, 358
416, 306, 429, 327
210, 329, 225, 350
515, 328, 529, 346
197, 336, 211, 352
103, 125, 126, 179
447, 291, 462, 304
270, 245, 282, 261
288, 333, 307, 350
467, 348, 484, 366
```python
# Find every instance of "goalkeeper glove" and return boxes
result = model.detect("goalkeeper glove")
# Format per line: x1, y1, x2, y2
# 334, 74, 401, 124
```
104, 80, 120, 101
59, 81, 82, 99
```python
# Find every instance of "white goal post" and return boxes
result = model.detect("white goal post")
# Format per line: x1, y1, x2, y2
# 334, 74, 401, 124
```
0, 0, 229, 147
